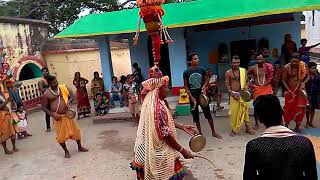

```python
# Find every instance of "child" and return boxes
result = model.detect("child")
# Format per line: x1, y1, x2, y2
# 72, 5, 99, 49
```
305, 62, 320, 128
94, 93, 109, 116
206, 68, 224, 111
126, 75, 140, 127
15, 104, 31, 139
299, 38, 320, 63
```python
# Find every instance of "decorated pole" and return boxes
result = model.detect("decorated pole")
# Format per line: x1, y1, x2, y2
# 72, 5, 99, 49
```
133, 0, 174, 66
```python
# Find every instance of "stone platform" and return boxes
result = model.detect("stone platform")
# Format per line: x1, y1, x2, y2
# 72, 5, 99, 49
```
93, 95, 285, 123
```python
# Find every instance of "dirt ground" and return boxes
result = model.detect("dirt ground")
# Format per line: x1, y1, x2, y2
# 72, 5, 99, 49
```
0, 109, 319, 180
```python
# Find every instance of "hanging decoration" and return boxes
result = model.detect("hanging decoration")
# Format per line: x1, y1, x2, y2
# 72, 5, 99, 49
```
133, 0, 174, 65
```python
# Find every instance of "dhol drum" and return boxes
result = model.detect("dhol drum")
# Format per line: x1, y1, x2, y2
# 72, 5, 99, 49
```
189, 135, 206, 152
240, 89, 252, 102
65, 109, 76, 119
199, 93, 209, 108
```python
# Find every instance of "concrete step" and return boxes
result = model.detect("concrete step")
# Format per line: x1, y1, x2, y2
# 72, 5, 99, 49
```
93, 112, 132, 124
107, 96, 285, 117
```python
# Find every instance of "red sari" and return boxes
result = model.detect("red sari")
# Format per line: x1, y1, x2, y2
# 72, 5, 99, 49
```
73, 78, 91, 115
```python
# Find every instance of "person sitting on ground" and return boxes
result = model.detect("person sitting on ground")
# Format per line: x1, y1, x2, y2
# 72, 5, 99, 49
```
110, 76, 124, 108
94, 92, 109, 116
243, 95, 317, 180
14, 103, 31, 139
206, 68, 224, 111
305, 62, 320, 128
299, 38, 320, 64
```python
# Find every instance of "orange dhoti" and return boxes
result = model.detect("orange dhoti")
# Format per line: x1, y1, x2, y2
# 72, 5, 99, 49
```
283, 91, 308, 125
53, 116, 81, 143
0, 111, 15, 143
252, 84, 273, 101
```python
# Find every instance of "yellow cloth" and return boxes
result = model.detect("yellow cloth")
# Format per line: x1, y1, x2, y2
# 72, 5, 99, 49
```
0, 111, 15, 143
53, 116, 81, 143
228, 68, 250, 133
53, 85, 80, 143
298, 61, 307, 81
59, 84, 69, 104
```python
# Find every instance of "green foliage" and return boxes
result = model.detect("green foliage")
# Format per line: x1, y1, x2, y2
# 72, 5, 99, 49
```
0, 0, 193, 36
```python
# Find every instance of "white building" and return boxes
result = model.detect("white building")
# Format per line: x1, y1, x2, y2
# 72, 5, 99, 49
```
304, 10, 320, 46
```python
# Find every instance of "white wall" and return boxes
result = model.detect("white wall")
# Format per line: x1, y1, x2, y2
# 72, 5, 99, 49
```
305, 10, 320, 45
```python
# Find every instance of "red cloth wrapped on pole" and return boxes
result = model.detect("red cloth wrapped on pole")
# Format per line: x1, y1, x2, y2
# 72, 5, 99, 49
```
151, 33, 161, 63
134, 0, 173, 65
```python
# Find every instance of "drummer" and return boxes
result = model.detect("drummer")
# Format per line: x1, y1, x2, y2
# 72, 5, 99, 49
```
41, 76, 88, 158
247, 53, 274, 130
282, 53, 309, 133
183, 53, 222, 138
225, 55, 255, 137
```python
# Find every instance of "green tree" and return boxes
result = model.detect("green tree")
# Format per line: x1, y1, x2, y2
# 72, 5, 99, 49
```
0, 0, 194, 36
0, 0, 119, 36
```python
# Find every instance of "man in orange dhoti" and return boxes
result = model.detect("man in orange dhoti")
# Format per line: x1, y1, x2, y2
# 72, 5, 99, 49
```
247, 54, 274, 130
282, 53, 309, 132
41, 76, 88, 158
0, 90, 19, 154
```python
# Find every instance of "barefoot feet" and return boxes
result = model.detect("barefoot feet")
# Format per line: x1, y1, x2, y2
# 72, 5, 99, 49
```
253, 124, 260, 131
229, 131, 236, 137
212, 132, 222, 139
65, 151, 71, 158
4, 150, 13, 155
306, 122, 316, 128
294, 127, 304, 133
246, 129, 255, 135
78, 147, 89, 152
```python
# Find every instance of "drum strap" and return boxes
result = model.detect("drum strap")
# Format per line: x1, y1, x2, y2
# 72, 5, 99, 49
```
55, 95, 61, 114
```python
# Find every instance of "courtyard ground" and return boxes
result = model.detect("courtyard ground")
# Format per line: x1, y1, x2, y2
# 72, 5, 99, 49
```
0, 109, 319, 180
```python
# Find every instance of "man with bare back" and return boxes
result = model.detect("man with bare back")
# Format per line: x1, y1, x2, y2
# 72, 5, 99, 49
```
0, 90, 18, 154
41, 76, 88, 158
282, 53, 309, 132
247, 53, 274, 130
225, 56, 254, 137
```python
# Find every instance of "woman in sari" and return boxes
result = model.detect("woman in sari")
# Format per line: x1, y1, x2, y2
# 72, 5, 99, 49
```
91, 72, 105, 114
91, 72, 105, 97
131, 75, 197, 180
73, 72, 91, 119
